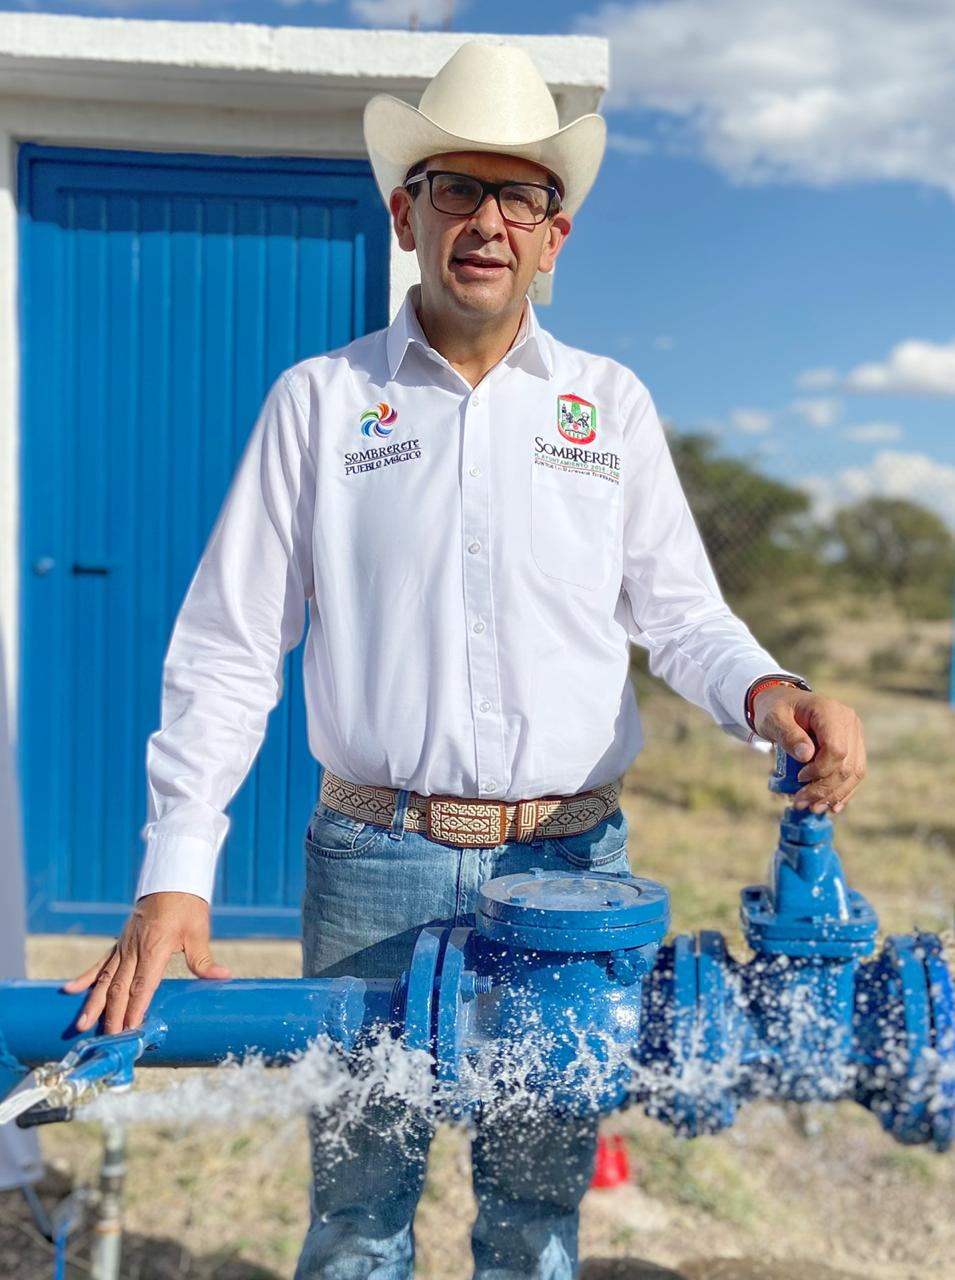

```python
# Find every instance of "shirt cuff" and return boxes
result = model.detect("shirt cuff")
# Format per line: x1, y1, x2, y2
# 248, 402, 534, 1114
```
718, 657, 804, 745
136, 834, 218, 904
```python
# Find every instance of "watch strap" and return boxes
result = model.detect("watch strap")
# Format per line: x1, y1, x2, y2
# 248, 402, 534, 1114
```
745, 673, 812, 733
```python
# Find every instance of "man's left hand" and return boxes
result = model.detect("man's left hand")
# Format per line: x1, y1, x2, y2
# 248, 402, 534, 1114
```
752, 686, 866, 814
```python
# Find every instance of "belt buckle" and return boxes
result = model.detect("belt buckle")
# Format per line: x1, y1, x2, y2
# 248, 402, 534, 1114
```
427, 797, 508, 848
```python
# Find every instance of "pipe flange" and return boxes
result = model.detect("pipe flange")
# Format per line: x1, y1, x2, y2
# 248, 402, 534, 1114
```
476, 869, 669, 953
855, 933, 954, 1151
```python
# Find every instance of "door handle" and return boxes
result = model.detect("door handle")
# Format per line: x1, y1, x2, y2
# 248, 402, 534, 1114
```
71, 564, 111, 576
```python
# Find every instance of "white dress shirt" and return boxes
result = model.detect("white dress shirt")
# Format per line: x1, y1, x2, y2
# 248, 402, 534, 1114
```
137, 287, 786, 903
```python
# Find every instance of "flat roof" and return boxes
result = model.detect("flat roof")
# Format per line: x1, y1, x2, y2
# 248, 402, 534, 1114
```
0, 14, 608, 119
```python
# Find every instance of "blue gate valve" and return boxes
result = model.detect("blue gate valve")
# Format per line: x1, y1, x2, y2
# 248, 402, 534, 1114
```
1, 751, 952, 1150
636, 748, 955, 1150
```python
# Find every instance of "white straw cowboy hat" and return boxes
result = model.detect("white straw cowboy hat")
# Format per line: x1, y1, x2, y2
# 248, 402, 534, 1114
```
363, 42, 607, 218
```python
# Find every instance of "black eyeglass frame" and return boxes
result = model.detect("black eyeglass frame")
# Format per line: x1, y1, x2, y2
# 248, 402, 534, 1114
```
404, 169, 563, 226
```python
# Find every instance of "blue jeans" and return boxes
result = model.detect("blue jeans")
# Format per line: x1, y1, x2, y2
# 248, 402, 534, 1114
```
294, 791, 630, 1280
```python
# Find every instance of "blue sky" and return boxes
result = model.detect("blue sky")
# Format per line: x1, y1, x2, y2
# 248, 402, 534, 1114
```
5, 0, 954, 525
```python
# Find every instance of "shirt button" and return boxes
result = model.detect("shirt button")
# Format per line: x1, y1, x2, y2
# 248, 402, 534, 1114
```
468, 541, 481, 555
471, 395, 480, 407
468, 466, 481, 478
482, 780, 497, 793
472, 620, 486, 634
479, 700, 492, 713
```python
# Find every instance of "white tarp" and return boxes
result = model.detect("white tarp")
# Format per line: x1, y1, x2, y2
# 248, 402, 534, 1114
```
0, 634, 43, 1189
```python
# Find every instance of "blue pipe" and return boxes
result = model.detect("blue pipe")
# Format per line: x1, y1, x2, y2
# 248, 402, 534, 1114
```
0, 976, 396, 1066
1, 754, 952, 1148
53, 1225, 67, 1280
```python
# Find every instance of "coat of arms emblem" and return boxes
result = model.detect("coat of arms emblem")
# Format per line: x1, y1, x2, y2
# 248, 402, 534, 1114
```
557, 394, 597, 445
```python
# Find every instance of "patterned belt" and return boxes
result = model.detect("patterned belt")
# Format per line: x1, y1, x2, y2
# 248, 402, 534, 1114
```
319, 769, 621, 849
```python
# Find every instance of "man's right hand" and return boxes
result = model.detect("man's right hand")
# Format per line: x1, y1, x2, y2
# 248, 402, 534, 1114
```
61, 891, 231, 1035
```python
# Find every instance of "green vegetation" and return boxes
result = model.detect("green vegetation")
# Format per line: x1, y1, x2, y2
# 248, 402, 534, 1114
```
831, 496, 955, 617
669, 428, 955, 624
633, 1128, 764, 1226
669, 432, 814, 597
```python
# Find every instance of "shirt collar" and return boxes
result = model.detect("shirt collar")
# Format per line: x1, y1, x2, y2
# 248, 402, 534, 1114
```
385, 285, 554, 382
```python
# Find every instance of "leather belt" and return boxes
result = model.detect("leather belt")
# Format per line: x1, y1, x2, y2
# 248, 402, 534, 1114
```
319, 769, 621, 849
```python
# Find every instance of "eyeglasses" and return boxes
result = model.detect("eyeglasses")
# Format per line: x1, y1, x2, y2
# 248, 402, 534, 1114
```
404, 170, 562, 227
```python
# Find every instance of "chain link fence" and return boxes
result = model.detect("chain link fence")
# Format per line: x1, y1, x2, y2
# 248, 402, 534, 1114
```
664, 430, 955, 701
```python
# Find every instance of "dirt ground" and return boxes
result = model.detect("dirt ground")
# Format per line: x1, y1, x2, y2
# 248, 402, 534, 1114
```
3, 641, 953, 1279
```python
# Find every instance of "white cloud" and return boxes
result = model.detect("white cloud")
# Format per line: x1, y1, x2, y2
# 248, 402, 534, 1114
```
795, 367, 840, 391
790, 397, 841, 428
652, 334, 675, 351
802, 450, 955, 529
584, 1, 955, 199
844, 337, 955, 396
795, 339, 955, 399
730, 407, 773, 434
606, 132, 654, 157
842, 422, 904, 444
349, 0, 458, 26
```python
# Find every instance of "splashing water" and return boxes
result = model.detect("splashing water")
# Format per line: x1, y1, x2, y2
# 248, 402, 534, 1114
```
75, 931, 955, 1150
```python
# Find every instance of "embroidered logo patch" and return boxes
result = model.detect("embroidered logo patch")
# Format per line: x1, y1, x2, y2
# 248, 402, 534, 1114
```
534, 437, 620, 485
343, 437, 422, 476
558, 394, 596, 445
360, 402, 398, 438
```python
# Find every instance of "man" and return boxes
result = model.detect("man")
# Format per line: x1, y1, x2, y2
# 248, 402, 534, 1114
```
66, 41, 866, 1280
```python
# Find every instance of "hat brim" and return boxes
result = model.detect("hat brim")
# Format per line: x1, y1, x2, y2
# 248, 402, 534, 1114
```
363, 94, 606, 218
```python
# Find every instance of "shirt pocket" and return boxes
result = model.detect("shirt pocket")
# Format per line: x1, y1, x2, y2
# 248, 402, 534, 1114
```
530, 464, 619, 590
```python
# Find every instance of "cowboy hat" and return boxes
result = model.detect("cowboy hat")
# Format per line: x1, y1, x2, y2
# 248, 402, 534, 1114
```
363, 42, 607, 218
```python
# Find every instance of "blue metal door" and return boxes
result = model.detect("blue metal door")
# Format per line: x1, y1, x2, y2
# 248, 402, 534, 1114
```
18, 144, 389, 936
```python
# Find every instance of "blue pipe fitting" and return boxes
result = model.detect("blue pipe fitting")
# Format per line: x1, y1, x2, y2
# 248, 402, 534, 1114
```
639, 934, 865, 1137
637, 931, 743, 1135
633, 750, 954, 1149
747, 748, 878, 959
768, 743, 805, 795
370, 868, 671, 1116
1, 755, 952, 1149
740, 810, 878, 959
853, 931, 955, 1150
465, 869, 669, 1113
475, 867, 669, 954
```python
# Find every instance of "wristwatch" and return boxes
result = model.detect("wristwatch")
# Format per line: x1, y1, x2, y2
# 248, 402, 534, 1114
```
744, 673, 812, 733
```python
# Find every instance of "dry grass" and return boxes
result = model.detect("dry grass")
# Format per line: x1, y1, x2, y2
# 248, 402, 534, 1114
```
5, 621, 954, 1279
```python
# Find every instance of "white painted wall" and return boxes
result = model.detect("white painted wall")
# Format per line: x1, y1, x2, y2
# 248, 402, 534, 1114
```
0, 627, 43, 1186
0, 13, 608, 731
0, 129, 18, 727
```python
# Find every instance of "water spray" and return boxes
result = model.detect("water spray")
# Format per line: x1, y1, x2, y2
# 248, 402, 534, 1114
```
1, 752, 952, 1150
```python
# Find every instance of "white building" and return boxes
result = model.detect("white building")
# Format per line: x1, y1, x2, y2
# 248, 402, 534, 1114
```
0, 13, 608, 936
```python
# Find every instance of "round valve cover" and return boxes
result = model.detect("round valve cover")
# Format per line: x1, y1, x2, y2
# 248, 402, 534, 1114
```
476, 869, 669, 953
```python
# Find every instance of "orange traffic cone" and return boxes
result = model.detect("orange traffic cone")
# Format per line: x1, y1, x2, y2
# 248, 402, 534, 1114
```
590, 1134, 630, 1189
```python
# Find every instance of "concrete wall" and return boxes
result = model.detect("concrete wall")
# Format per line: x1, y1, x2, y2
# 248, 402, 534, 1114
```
0, 14, 608, 728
